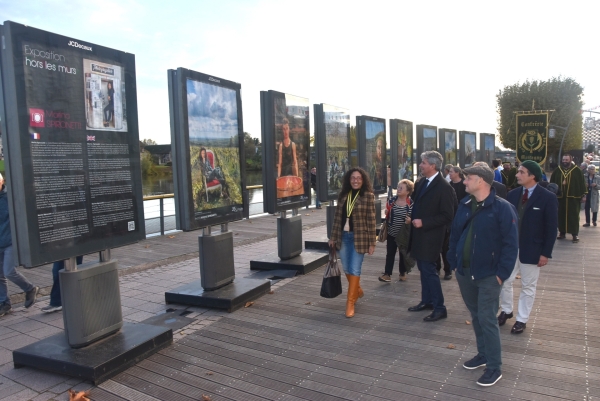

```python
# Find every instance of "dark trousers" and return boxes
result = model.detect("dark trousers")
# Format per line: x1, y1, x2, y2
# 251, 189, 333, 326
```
384, 234, 407, 276
50, 256, 84, 307
456, 269, 503, 370
417, 259, 445, 312
436, 229, 451, 274
584, 195, 597, 224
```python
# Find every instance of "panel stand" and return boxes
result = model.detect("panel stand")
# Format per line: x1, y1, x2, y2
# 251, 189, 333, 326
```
305, 200, 334, 251
13, 250, 172, 384
252, 209, 328, 274
165, 224, 271, 312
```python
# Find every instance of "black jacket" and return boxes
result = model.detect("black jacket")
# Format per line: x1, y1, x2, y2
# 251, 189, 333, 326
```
409, 173, 456, 262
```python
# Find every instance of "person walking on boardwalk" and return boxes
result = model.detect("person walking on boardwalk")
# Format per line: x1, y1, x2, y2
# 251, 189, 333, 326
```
583, 165, 599, 227
379, 179, 414, 283
550, 154, 586, 243
407, 151, 456, 322
498, 161, 558, 335
0, 173, 39, 317
501, 161, 518, 190
448, 165, 518, 387
329, 167, 376, 318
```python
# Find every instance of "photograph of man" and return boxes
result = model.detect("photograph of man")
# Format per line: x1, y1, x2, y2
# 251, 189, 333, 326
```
447, 165, 518, 387
407, 151, 456, 322
277, 118, 298, 178
369, 136, 385, 189
550, 154, 586, 242
499, 160, 558, 335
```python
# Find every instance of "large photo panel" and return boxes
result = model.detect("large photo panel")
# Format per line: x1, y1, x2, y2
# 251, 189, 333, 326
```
479, 133, 496, 167
416, 124, 438, 173
439, 128, 457, 166
459, 131, 477, 167
0, 21, 144, 267
260, 90, 310, 213
357, 116, 386, 194
390, 119, 413, 184
314, 104, 350, 202
167, 68, 245, 231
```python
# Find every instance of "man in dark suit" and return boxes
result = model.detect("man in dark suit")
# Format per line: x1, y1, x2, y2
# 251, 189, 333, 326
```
498, 160, 558, 334
408, 151, 456, 322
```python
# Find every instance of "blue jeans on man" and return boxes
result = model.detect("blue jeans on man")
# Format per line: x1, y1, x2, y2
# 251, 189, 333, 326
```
456, 269, 503, 371
49, 256, 84, 307
417, 259, 446, 312
0, 245, 35, 306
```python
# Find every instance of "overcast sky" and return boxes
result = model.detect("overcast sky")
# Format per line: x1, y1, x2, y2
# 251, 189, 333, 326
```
2, 0, 598, 147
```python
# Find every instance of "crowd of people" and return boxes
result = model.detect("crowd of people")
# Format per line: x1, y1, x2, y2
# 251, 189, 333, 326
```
327, 150, 596, 387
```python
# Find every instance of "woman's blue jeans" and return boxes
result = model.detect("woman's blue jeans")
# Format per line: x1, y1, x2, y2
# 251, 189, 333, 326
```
338, 231, 365, 276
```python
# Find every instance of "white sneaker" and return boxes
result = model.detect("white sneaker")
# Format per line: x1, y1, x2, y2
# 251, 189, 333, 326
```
41, 305, 62, 313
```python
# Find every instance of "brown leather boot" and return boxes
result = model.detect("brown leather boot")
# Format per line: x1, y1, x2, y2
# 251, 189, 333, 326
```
347, 274, 364, 298
346, 274, 360, 318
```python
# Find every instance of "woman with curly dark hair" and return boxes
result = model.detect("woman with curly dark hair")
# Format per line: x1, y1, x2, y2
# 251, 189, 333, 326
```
328, 167, 377, 318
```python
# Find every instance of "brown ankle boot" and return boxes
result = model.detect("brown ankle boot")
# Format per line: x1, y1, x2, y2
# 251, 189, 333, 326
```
346, 274, 360, 318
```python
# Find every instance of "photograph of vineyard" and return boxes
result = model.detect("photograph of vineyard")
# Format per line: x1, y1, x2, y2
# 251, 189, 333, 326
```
423, 127, 437, 151
324, 108, 350, 198
397, 123, 412, 180
186, 79, 243, 215
444, 131, 457, 165
464, 133, 476, 167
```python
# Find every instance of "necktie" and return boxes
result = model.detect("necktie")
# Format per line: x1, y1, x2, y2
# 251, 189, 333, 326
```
522, 189, 528, 204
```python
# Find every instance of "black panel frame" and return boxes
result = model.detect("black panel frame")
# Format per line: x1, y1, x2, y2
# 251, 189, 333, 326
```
167, 68, 246, 231
459, 130, 477, 168
0, 21, 145, 267
356, 115, 387, 195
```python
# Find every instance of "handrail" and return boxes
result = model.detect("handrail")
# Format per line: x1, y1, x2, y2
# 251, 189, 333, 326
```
142, 185, 265, 201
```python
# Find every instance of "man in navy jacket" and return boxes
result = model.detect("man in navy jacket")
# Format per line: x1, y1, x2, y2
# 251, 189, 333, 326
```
498, 160, 558, 334
448, 165, 518, 387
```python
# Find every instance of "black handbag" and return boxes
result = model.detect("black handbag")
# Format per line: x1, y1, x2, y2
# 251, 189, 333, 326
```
320, 247, 342, 298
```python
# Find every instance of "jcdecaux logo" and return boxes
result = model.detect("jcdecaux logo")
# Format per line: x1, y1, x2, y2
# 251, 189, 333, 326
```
68, 41, 92, 51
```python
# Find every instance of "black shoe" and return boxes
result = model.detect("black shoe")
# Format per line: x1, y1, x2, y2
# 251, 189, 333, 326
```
477, 369, 502, 387
423, 309, 447, 322
463, 354, 487, 370
444, 273, 452, 280
557, 233, 566, 240
497, 311, 513, 326
408, 303, 434, 312
0, 302, 12, 317
24, 286, 39, 308
583, 223, 590, 227
572, 235, 579, 243
511, 321, 526, 334
594, 222, 597, 227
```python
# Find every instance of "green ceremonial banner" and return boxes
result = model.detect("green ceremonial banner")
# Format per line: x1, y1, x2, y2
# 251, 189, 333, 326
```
516, 113, 548, 164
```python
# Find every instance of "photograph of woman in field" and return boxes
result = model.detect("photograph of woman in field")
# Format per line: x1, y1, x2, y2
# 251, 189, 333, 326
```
186, 79, 243, 216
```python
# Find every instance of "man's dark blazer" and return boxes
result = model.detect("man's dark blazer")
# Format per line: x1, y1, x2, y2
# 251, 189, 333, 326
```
492, 181, 507, 199
409, 173, 456, 262
506, 185, 558, 264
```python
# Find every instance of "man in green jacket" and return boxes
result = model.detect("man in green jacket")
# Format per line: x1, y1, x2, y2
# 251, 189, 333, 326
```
550, 154, 587, 243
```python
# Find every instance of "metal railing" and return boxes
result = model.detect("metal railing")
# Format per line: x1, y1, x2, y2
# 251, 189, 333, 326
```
143, 185, 267, 236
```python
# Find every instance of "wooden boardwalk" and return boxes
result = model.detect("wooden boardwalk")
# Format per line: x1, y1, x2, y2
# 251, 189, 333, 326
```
88, 221, 600, 401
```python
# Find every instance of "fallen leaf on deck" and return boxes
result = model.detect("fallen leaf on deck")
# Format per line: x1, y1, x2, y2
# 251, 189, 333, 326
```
305, 302, 312, 305
168, 235, 175, 239
305, 214, 310, 216
202, 395, 212, 401
538, 341, 543, 345
68, 389, 90, 401
447, 344, 455, 349
244, 301, 254, 308
206, 371, 213, 375
268, 290, 274, 294
466, 321, 471, 325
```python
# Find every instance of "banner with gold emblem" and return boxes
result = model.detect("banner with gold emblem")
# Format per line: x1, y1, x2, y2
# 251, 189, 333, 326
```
516, 113, 548, 164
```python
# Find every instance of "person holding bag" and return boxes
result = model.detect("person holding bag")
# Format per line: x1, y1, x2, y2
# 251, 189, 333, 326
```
329, 168, 377, 318
379, 179, 414, 282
